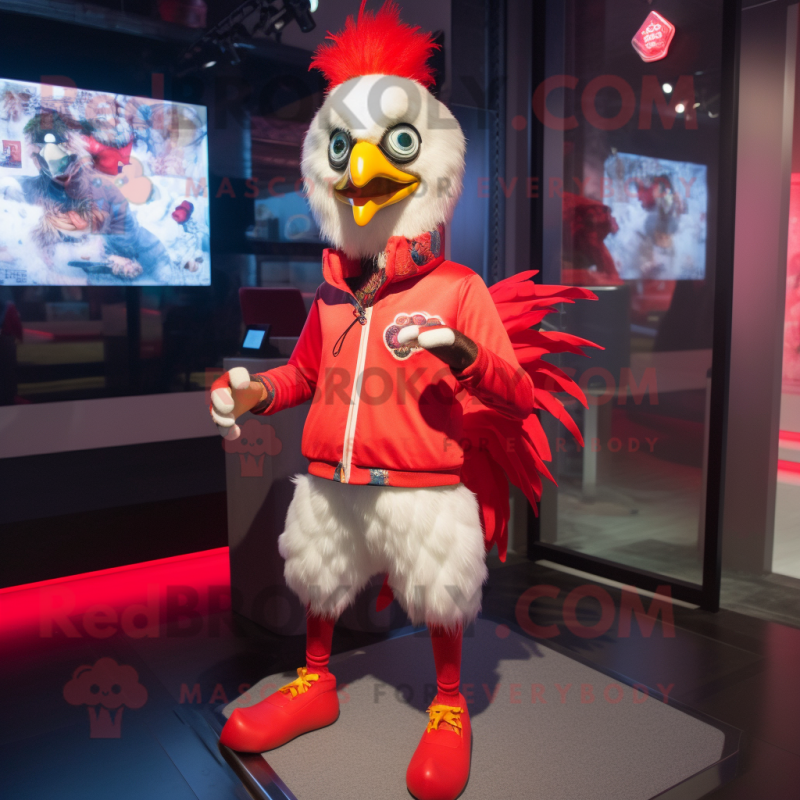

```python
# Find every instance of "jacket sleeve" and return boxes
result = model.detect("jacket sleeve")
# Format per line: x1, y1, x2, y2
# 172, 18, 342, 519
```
454, 272, 534, 420
252, 291, 322, 415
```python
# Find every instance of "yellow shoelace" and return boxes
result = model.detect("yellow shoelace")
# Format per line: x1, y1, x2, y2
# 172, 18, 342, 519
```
278, 667, 320, 698
426, 704, 464, 736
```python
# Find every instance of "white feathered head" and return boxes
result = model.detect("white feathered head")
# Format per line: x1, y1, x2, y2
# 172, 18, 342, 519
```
301, 2, 466, 258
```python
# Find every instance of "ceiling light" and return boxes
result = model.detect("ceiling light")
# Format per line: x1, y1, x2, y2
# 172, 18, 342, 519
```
675, 103, 686, 114
662, 83, 673, 94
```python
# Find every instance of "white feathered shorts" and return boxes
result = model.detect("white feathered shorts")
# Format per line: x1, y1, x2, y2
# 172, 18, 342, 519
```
278, 474, 488, 628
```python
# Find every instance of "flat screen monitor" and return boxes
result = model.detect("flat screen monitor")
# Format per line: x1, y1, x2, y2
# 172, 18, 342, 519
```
243, 328, 267, 351
602, 152, 708, 281
241, 324, 278, 357
0, 78, 210, 286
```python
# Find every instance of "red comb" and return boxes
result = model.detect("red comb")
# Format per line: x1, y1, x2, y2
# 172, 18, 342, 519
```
310, 1, 439, 90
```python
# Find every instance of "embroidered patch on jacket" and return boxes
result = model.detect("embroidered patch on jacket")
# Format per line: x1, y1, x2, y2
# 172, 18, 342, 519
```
368, 468, 390, 486
395, 229, 442, 277
384, 312, 445, 360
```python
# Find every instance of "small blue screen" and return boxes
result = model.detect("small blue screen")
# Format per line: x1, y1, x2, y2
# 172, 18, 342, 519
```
243, 329, 265, 349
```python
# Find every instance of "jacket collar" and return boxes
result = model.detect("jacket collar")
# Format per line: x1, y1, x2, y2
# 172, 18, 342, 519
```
322, 226, 445, 300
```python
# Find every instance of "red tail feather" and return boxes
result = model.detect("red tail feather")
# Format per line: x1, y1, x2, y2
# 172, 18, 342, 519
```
461, 273, 601, 561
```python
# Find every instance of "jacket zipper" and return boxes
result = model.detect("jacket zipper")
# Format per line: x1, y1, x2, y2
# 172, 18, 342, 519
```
341, 304, 372, 483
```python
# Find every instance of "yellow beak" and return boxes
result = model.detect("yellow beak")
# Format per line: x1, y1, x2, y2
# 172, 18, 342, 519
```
334, 141, 420, 226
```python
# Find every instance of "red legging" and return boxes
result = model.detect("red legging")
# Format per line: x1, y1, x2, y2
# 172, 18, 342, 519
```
306, 611, 335, 674
306, 612, 463, 705
429, 625, 462, 704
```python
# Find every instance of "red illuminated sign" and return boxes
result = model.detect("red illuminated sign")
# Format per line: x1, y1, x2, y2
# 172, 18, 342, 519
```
632, 11, 676, 63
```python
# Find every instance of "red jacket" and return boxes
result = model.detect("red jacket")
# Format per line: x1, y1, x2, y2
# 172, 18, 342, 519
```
254, 228, 534, 487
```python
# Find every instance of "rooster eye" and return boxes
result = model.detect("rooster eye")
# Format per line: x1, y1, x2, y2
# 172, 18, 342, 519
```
382, 124, 421, 163
328, 130, 351, 170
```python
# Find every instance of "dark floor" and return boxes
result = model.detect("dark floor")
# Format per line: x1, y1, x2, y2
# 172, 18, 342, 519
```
1, 557, 797, 799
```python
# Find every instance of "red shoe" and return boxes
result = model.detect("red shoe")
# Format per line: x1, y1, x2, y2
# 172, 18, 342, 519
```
220, 667, 339, 752
406, 694, 471, 800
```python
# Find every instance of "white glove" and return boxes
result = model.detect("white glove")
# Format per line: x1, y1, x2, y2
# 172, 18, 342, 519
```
396, 325, 456, 349
210, 367, 264, 440
396, 324, 477, 372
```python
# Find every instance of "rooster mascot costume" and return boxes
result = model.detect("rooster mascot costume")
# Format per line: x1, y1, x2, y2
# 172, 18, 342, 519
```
210, 3, 598, 798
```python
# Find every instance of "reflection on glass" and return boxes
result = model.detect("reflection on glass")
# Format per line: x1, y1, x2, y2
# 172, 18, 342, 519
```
602, 153, 707, 282
538, 0, 724, 587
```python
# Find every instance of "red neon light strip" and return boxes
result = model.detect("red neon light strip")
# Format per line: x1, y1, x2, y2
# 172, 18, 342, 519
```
779, 430, 800, 444
0, 547, 230, 637
22, 328, 56, 341
778, 459, 800, 475
0, 546, 229, 595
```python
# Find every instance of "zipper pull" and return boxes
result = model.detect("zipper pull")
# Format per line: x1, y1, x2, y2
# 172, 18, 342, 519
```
333, 307, 365, 357
354, 300, 367, 323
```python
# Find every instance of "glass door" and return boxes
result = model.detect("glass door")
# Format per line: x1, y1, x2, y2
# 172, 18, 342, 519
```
529, 0, 740, 610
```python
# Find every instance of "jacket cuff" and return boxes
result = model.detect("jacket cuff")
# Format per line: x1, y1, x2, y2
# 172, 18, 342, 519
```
452, 342, 487, 385
251, 374, 276, 415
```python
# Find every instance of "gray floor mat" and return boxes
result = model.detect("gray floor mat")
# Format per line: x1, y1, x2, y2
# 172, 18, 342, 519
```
224, 619, 726, 800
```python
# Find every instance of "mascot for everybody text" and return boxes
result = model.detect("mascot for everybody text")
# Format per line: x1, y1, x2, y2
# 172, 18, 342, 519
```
210, 4, 598, 798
